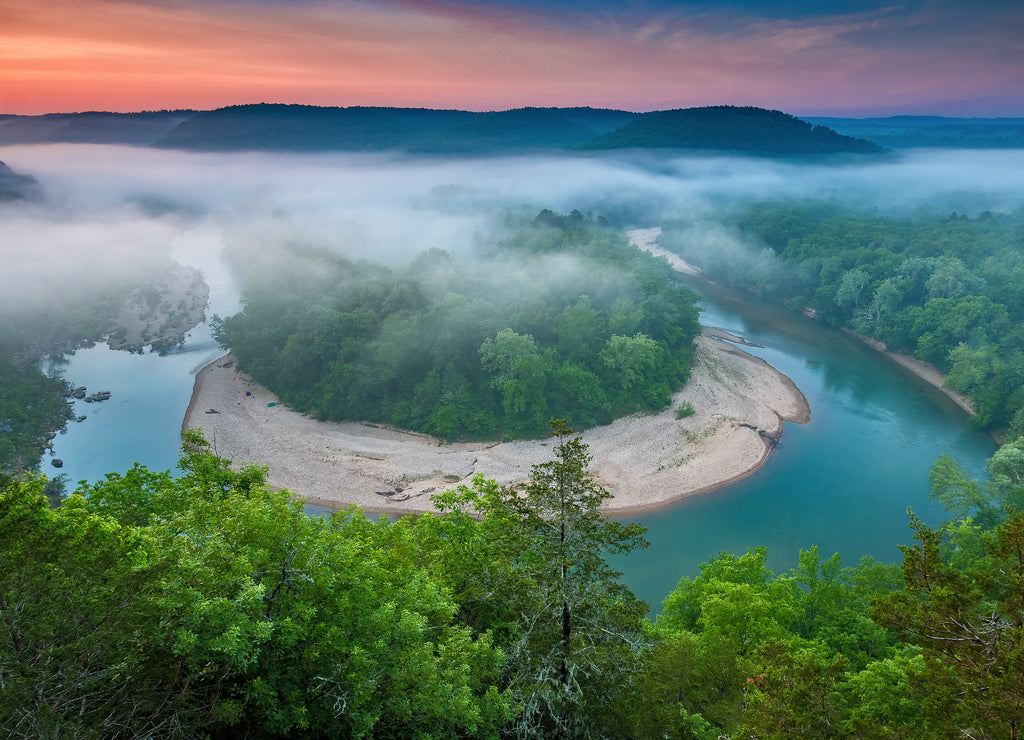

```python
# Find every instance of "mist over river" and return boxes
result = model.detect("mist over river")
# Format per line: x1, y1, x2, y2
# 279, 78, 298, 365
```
47, 260, 995, 612
13, 144, 1008, 613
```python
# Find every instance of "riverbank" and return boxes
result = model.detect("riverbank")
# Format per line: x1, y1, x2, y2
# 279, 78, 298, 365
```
183, 329, 809, 515
626, 228, 979, 428
841, 329, 976, 418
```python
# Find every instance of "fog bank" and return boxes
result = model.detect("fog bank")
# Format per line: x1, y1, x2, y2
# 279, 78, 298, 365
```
2, 144, 1023, 321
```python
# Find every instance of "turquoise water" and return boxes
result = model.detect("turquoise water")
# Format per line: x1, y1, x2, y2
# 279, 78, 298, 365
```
45, 326, 226, 488
46, 270, 995, 613
614, 279, 996, 613
45, 225, 241, 489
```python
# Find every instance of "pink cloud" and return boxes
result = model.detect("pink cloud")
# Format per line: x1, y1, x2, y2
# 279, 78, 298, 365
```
0, 0, 1020, 115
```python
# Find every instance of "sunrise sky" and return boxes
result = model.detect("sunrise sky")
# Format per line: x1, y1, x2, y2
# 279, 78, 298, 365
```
2, 0, 1022, 117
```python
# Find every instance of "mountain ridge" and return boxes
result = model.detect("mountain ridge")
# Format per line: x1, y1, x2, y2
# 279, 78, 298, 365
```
0, 104, 883, 156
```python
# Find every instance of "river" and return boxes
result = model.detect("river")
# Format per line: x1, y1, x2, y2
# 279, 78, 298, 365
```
613, 277, 995, 612
45, 239, 995, 612
44, 223, 241, 487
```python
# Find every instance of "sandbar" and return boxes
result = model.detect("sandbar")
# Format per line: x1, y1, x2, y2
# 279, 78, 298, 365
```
183, 329, 809, 516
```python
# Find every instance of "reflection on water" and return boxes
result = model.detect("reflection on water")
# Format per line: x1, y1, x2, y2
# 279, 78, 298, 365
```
45, 326, 226, 488
45, 223, 240, 489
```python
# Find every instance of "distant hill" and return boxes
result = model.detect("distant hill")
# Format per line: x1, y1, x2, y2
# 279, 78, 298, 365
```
0, 111, 192, 146
804, 115, 1024, 148
0, 104, 891, 156
154, 104, 878, 156
418, 107, 639, 153
581, 106, 884, 155
154, 103, 640, 153
0, 161, 39, 201
155, 104, 477, 151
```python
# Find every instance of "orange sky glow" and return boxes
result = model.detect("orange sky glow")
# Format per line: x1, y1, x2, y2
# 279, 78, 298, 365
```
1, 0, 1022, 116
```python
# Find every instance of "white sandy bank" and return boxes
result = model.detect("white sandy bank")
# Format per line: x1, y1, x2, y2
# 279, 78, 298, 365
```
184, 329, 809, 515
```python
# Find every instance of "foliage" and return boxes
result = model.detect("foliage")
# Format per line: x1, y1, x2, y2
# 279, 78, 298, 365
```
675, 401, 695, 419
630, 546, 905, 739
0, 360, 73, 474
214, 210, 701, 440
0, 431, 513, 738
431, 421, 651, 738
662, 203, 1024, 435
873, 511, 1024, 739
6, 427, 1024, 737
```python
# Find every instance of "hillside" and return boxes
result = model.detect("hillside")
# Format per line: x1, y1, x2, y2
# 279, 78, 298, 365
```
805, 115, 1024, 148
582, 106, 884, 154
155, 103, 476, 151
157, 104, 880, 155
154, 103, 641, 153
0, 104, 889, 155
0, 111, 192, 146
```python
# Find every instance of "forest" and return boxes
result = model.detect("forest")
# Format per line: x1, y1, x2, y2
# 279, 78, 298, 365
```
213, 210, 702, 440
3, 424, 1023, 738
661, 204, 1024, 436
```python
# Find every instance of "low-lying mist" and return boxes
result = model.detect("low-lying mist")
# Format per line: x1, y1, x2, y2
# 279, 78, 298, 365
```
2, 144, 1024, 326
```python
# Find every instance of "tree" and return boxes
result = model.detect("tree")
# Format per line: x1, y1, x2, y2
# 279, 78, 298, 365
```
873, 511, 1024, 739
0, 476, 176, 738
439, 421, 650, 738
925, 256, 985, 301
600, 334, 662, 394
480, 329, 540, 391
834, 268, 871, 311
2, 435, 514, 738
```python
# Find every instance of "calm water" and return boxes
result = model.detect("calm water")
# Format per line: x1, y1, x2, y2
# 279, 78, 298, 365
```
45, 224, 240, 488
45, 327, 225, 487
614, 278, 995, 613
47, 267, 995, 611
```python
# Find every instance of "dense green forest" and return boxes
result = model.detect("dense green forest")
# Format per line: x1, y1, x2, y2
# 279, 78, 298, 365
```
661, 204, 1024, 437
213, 210, 701, 440
3, 425, 1023, 738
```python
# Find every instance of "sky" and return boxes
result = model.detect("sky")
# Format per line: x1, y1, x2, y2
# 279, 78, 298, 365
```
1, 0, 1022, 117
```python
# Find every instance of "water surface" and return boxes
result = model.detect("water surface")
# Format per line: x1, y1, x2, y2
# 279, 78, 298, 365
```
46, 264, 995, 614
614, 278, 995, 613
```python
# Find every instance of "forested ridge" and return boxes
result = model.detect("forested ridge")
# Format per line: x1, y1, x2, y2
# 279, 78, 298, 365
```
581, 107, 883, 155
661, 204, 1024, 436
3, 427, 1024, 738
0, 105, 883, 155
213, 210, 702, 440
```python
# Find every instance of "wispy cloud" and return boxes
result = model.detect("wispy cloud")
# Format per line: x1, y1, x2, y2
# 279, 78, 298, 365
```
0, 0, 1020, 115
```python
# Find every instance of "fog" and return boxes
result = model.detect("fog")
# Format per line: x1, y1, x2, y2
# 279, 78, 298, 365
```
3, 143, 1024, 321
